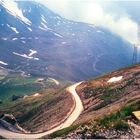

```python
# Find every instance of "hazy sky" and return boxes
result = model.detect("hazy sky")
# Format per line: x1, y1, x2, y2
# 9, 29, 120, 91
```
38, 0, 140, 45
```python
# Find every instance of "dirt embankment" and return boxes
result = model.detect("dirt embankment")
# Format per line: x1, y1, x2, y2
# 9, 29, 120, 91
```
21, 91, 75, 133
0, 88, 75, 133
60, 64, 140, 139
75, 64, 140, 124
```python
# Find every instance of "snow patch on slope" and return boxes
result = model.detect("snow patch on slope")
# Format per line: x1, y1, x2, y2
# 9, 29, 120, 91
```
20, 37, 26, 39
50, 31, 63, 38
1, 0, 31, 25
21, 41, 26, 44
54, 32, 63, 38
61, 42, 67, 44
41, 22, 47, 29
28, 49, 37, 57
35, 37, 39, 40
12, 38, 18, 41
27, 27, 32, 32
41, 15, 47, 24
0, 61, 8, 65
13, 50, 39, 60
107, 76, 123, 83
96, 30, 104, 34
1, 37, 7, 40
7, 24, 19, 33
39, 26, 47, 31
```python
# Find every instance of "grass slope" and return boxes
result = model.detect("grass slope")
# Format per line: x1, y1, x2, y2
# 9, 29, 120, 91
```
0, 71, 74, 132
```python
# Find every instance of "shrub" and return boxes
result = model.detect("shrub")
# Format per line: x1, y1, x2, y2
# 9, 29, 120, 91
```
49, 124, 79, 138
114, 120, 129, 130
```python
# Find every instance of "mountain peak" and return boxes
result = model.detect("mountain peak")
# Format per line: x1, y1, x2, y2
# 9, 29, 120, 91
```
1, 0, 31, 25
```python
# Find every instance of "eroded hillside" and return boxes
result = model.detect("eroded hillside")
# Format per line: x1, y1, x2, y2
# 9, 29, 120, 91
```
0, 73, 74, 133
47, 64, 140, 139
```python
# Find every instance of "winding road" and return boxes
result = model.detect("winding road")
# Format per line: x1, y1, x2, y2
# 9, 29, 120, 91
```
0, 82, 84, 138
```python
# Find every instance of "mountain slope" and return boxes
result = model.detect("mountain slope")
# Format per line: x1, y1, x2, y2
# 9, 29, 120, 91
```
0, 1, 134, 81
0, 63, 139, 138
47, 64, 140, 139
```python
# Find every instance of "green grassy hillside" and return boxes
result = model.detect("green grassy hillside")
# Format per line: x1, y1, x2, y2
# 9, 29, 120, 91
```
0, 70, 73, 133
